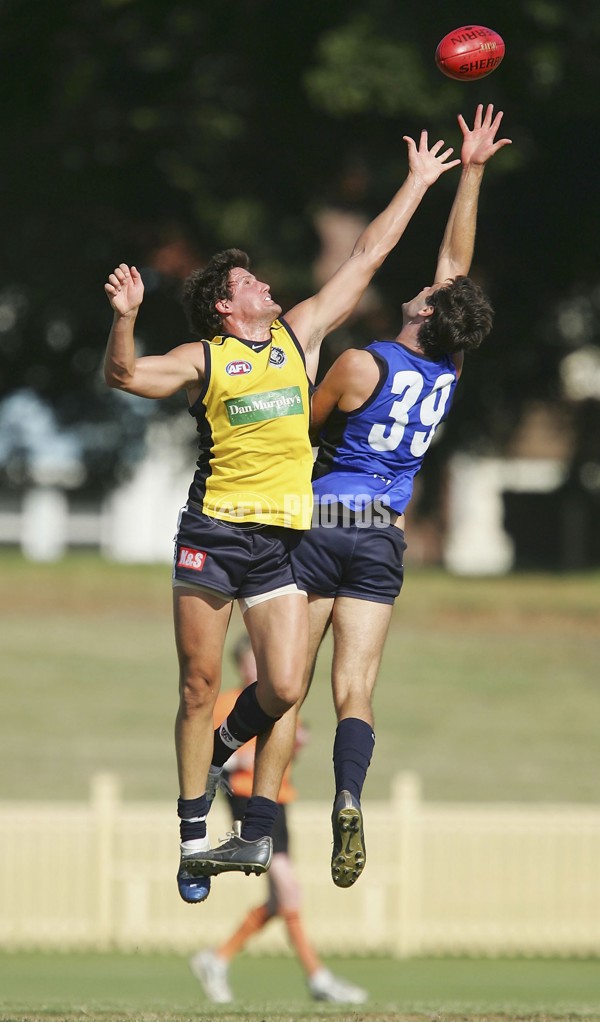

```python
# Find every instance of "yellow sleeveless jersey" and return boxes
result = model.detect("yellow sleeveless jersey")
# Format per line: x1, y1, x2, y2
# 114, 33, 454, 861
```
187, 318, 313, 530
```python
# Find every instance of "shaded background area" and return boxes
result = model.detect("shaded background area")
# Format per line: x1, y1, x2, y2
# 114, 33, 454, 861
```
1, 0, 600, 568
2, 554, 598, 804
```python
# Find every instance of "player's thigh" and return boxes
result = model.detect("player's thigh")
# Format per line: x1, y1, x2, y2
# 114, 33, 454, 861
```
331, 596, 394, 708
244, 592, 308, 699
173, 586, 233, 686
300, 594, 334, 702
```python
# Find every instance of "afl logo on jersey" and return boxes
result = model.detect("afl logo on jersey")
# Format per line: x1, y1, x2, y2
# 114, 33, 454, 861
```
269, 346, 287, 367
225, 359, 253, 376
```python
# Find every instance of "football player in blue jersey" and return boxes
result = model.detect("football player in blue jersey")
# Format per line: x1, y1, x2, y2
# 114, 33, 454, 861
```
290, 104, 512, 889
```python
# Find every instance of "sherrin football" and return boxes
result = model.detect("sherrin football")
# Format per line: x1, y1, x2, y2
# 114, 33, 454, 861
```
435, 25, 505, 81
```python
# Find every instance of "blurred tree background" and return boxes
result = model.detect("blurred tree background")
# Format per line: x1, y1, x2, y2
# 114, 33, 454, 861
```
1, 0, 599, 537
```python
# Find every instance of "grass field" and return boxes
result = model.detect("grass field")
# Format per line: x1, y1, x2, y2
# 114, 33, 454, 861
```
3, 951, 600, 1021
2, 553, 600, 1022
1, 551, 599, 804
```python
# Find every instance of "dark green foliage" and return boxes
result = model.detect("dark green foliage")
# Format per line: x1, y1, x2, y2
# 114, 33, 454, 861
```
1, 1, 599, 492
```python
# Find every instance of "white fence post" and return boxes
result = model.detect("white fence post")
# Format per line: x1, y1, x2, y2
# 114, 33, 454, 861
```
21, 486, 68, 561
392, 771, 422, 957
91, 772, 119, 949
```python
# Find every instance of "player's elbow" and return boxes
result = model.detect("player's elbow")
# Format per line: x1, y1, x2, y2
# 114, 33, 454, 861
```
104, 361, 134, 391
349, 244, 387, 283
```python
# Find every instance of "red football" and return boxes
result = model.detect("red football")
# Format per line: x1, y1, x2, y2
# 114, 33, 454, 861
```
435, 25, 505, 81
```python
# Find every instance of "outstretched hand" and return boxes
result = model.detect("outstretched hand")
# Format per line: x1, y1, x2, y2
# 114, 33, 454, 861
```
458, 103, 512, 165
104, 263, 144, 316
404, 130, 462, 187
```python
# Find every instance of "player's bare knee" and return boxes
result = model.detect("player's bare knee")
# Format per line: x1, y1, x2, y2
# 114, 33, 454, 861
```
256, 667, 302, 714
178, 671, 218, 717
262, 681, 300, 716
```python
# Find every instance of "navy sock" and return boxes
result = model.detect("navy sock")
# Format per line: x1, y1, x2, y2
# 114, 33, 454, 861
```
212, 681, 281, 767
177, 794, 208, 843
333, 717, 375, 802
240, 796, 280, 842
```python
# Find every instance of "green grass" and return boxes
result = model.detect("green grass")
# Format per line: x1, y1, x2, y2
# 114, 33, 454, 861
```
2, 559, 600, 1020
2, 952, 600, 1021
1, 552, 599, 804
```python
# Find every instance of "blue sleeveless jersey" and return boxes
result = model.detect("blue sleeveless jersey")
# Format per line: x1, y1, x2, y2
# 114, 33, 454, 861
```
312, 341, 458, 514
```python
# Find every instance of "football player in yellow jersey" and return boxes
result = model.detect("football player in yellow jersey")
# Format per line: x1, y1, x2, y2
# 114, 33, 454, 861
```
104, 126, 461, 903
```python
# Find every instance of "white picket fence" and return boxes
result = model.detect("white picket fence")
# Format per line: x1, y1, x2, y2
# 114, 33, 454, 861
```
1, 772, 600, 957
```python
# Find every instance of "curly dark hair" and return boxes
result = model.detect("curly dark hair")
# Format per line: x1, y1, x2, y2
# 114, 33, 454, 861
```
181, 248, 250, 338
417, 276, 494, 360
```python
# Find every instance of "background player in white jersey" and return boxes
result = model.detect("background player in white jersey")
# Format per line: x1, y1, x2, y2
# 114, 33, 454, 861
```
291, 104, 512, 889
103, 128, 462, 904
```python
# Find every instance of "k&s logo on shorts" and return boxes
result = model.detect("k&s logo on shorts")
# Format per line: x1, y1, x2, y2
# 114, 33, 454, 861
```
225, 360, 253, 376
177, 546, 207, 571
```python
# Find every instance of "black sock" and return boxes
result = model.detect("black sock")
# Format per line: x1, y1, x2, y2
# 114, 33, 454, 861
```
212, 681, 281, 767
240, 795, 280, 842
333, 717, 375, 801
177, 794, 208, 843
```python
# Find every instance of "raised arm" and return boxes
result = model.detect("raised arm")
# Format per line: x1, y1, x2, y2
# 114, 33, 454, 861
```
104, 263, 205, 400
434, 104, 511, 284
310, 347, 381, 439
286, 131, 461, 380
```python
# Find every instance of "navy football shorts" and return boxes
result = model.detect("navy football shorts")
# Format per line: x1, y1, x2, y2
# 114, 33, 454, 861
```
173, 502, 301, 601
291, 509, 407, 605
